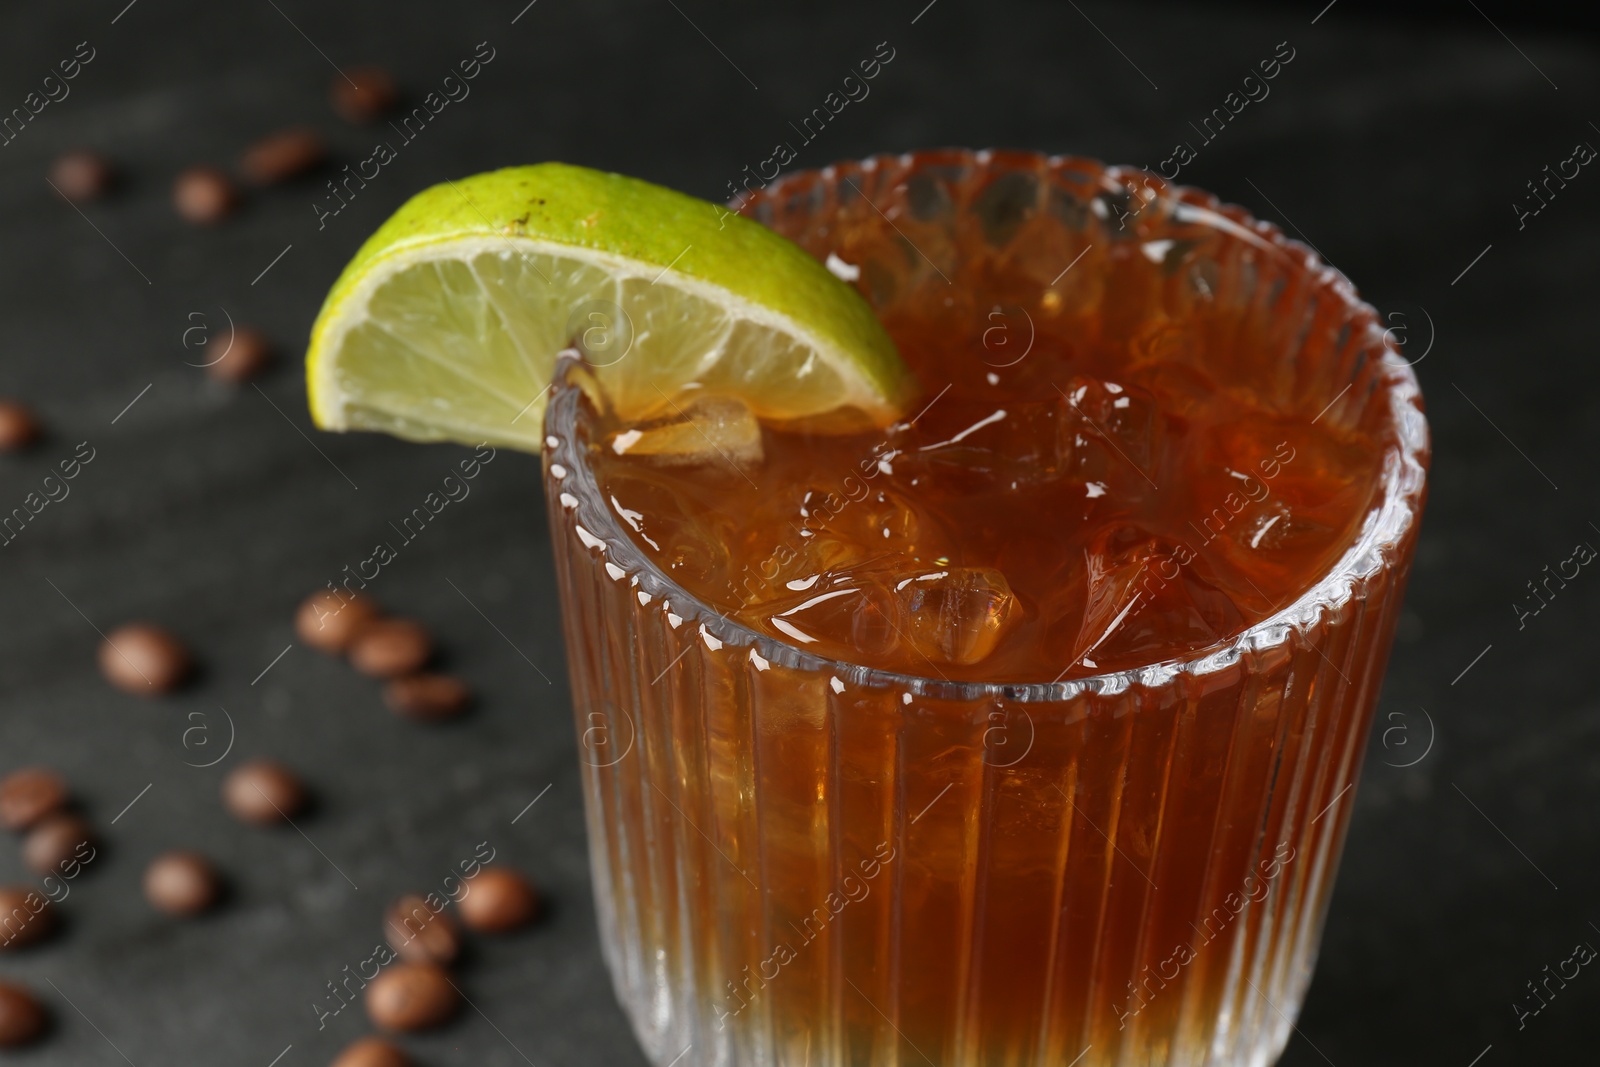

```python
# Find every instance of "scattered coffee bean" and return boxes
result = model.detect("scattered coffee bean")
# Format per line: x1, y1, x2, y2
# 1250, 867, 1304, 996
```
144, 851, 221, 916
458, 867, 539, 933
205, 326, 272, 384
296, 590, 381, 654
100, 623, 191, 695
383, 674, 471, 721
333, 67, 398, 123
173, 165, 238, 224
0, 768, 68, 831
385, 893, 462, 965
0, 886, 55, 949
22, 813, 93, 876
0, 400, 40, 452
50, 150, 115, 202
331, 1036, 411, 1067
349, 619, 432, 678
223, 760, 306, 825
364, 962, 457, 1032
239, 127, 326, 185
0, 982, 46, 1047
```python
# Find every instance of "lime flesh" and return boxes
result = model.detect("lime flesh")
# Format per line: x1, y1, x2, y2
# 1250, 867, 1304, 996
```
306, 163, 915, 450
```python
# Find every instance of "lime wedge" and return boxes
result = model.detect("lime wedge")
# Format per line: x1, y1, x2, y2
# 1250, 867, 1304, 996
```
306, 163, 914, 450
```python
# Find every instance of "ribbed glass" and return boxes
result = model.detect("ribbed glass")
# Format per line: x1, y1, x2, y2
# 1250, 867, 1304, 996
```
543, 150, 1428, 1067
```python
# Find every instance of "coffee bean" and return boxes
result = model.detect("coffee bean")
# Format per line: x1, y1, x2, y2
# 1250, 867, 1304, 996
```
331, 1036, 411, 1067
50, 150, 115, 202
173, 165, 237, 224
383, 674, 471, 721
144, 851, 221, 916
349, 619, 432, 678
384, 894, 461, 965
22, 813, 93, 876
223, 761, 306, 825
239, 127, 326, 185
458, 867, 539, 933
364, 962, 457, 1032
296, 590, 381, 654
333, 67, 398, 123
205, 326, 272, 384
0, 400, 40, 452
0, 982, 46, 1047
0, 886, 55, 950
0, 768, 68, 831
100, 623, 190, 695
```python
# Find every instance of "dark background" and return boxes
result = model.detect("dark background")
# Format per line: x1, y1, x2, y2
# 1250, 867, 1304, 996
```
0, 1, 1593, 1064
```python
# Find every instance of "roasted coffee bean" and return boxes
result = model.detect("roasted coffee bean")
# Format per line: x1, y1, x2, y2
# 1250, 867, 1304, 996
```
22, 813, 93, 876
296, 590, 380, 654
331, 1037, 411, 1067
0, 768, 68, 831
383, 674, 471, 721
223, 761, 306, 824
364, 962, 457, 1032
0, 982, 46, 1047
144, 851, 221, 916
333, 67, 397, 123
0, 400, 40, 451
50, 150, 115, 202
100, 623, 190, 695
0, 886, 55, 949
385, 894, 461, 965
349, 619, 432, 678
239, 127, 326, 185
458, 867, 539, 933
173, 165, 237, 224
205, 326, 272, 384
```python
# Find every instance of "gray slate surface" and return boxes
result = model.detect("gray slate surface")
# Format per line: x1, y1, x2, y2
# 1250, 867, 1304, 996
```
0, 1, 1595, 1064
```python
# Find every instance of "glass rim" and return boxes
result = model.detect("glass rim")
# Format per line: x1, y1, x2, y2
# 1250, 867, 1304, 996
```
542, 148, 1430, 704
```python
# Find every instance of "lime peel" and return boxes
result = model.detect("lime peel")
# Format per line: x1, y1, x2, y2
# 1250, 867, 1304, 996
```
306, 163, 915, 450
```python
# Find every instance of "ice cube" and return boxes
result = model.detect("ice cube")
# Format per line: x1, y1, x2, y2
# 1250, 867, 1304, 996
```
1073, 526, 1163, 661
603, 471, 732, 590
896, 401, 1075, 492
858, 491, 922, 544
1126, 357, 1219, 420
1059, 376, 1161, 478
1233, 499, 1338, 554
1209, 415, 1373, 516
1071, 525, 1243, 669
797, 532, 871, 574
606, 395, 763, 470
765, 580, 900, 660
1190, 415, 1379, 607
727, 531, 873, 609
1201, 497, 1347, 616
790, 482, 954, 568
897, 566, 1019, 666
725, 468, 959, 610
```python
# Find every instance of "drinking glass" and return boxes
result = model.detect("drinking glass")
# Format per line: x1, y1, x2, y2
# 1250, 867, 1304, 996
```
542, 149, 1429, 1067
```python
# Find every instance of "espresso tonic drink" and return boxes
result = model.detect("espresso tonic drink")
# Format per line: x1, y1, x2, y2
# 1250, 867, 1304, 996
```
543, 150, 1428, 1067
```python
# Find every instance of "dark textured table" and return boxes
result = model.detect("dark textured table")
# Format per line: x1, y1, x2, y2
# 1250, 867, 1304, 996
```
0, 2, 1593, 1064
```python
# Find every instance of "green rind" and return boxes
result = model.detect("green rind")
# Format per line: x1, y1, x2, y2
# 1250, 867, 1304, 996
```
307, 163, 914, 431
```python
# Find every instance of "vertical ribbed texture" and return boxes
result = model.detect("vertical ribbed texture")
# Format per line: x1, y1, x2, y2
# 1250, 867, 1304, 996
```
547, 482, 1414, 1067
543, 147, 1427, 1067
